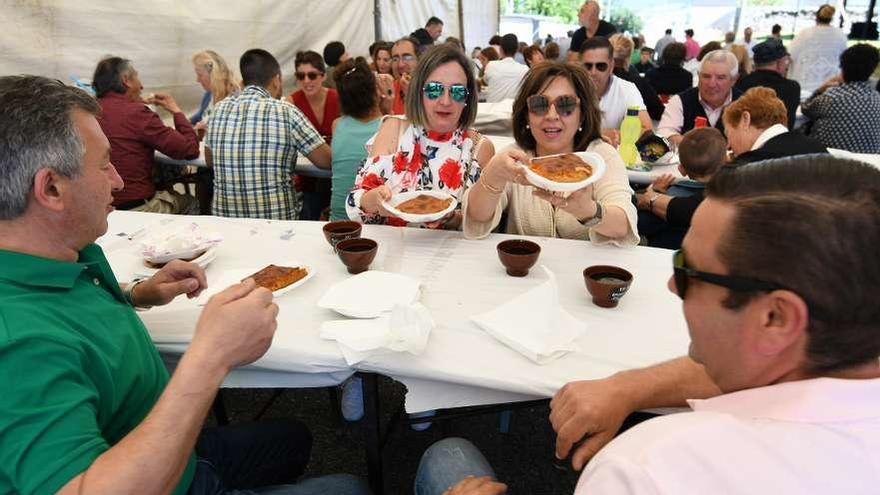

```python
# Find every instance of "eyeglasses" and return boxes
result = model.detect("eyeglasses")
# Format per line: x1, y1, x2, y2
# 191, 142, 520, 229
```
422, 81, 469, 103
583, 62, 609, 72
672, 249, 784, 300
526, 94, 580, 117
295, 71, 323, 81
391, 54, 416, 63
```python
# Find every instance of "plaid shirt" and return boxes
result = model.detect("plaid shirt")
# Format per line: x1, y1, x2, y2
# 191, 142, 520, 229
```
206, 85, 324, 219
802, 81, 880, 154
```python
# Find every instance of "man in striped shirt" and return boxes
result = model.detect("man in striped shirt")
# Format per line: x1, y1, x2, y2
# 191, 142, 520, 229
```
206, 49, 331, 220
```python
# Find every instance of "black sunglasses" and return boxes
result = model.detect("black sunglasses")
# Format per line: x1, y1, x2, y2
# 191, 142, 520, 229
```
672, 249, 785, 300
526, 94, 580, 117
295, 71, 323, 81
583, 62, 609, 72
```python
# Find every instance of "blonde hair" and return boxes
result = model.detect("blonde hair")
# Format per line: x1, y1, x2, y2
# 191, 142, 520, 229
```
192, 50, 239, 103
728, 44, 752, 76
609, 34, 634, 67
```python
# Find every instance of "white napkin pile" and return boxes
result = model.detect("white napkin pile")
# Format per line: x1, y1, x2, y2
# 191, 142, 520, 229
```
471, 266, 585, 364
320, 303, 434, 365
318, 271, 431, 365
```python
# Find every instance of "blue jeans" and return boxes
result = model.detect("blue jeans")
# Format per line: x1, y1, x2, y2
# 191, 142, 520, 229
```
187, 420, 370, 495
414, 438, 496, 495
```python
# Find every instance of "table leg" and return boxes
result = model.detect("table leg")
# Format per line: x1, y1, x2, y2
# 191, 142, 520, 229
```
361, 372, 384, 495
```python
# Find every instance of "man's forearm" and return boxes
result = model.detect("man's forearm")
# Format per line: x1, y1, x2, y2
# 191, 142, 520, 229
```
613, 356, 722, 412
59, 350, 227, 494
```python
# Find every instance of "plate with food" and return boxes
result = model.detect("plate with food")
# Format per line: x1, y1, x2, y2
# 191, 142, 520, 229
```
381, 190, 458, 223
140, 223, 223, 265
523, 152, 606, 192
196, 263, 315, 304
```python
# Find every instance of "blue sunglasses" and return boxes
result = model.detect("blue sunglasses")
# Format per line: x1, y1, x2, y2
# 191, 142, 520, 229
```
423, 81, 469, 103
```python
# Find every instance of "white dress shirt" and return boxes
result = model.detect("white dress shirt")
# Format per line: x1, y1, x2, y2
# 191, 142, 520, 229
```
657, 91, 733, 138
575, 377, 880, 494
599, 76, 646, 130
482, 57, 529, 103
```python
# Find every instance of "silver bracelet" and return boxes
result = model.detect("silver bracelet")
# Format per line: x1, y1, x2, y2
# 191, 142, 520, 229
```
123, 277, 151, 309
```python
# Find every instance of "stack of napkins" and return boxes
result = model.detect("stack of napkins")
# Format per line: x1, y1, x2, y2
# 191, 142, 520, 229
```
320, 303, 434, 365
471, 266, 585, 364
317, 271, 421, 318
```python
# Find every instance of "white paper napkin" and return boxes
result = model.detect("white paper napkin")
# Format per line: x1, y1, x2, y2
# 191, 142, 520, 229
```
471, 266, 585, 364
320, 303, 434, 365
317, 271, 421, 318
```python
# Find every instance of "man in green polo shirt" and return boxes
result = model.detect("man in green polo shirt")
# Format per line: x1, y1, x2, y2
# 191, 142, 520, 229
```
0, 76, 369, 495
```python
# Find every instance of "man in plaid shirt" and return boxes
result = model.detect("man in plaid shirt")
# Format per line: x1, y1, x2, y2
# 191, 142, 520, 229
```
206, 49, 331, 219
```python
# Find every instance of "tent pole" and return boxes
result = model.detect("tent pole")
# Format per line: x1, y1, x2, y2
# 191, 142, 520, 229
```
374, 0, 382, 42
458, 0, 465, 46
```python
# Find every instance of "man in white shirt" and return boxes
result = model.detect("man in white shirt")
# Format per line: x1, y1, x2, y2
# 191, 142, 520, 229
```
482, 33, 528, 103
653, 28, 675, 63
579, 36, 651, 146
657, 49, 740, 147
735, 26, 756, 57
415, 154, 880, 495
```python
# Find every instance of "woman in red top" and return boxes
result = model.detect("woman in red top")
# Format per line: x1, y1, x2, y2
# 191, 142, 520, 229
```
286, 50, 340, 220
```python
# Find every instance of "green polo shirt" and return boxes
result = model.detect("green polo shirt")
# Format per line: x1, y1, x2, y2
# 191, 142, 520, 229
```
0, 244, 195, 495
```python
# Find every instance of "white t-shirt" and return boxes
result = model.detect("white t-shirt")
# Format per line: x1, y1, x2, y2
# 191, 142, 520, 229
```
482, 57, 529, 103
576, 377, 880, 495
599, 75, 645, 129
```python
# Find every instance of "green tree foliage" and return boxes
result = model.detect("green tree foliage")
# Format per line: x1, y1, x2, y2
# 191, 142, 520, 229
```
610, 7, 644, 33
505, 0, 580, 23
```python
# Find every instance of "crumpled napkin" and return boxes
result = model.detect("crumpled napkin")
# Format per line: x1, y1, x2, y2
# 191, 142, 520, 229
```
317, 271, 421, 318
140, 223, 223, 264
320, 303, 434, 365
471, 266, 585, 364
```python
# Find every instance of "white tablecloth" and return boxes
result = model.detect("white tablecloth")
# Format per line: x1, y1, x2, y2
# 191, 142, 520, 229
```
100, 207, 688, 413
155, 142, 331, 179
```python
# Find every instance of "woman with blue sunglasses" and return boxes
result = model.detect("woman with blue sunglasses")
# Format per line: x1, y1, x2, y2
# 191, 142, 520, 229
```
463, 61, 638, 246
346, 44, 494, 229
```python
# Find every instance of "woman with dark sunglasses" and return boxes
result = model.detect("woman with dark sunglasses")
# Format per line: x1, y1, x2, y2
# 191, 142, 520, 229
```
463, 61, 638, 245
285, 50, 340, 220
347, 44, 495, 229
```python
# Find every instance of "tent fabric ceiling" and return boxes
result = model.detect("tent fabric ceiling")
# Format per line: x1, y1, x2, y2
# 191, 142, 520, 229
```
2, 0, 498, 114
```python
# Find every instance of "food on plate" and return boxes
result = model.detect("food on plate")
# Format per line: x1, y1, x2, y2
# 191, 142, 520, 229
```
395, 194, 453, 214
244, 265, 309, 291
636, 134, 670, 162
143, 249, 207, 269
528, 154, 593, 183
641, 141, 667, 161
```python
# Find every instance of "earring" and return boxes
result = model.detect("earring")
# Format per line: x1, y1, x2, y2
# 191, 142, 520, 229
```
526, 124, 530, 129
578, 126, 583, 131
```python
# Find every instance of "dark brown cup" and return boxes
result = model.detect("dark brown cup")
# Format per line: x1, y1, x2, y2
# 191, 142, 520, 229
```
497, 239, 541, 277
583, 265, 633, 308
336, 238, 378, 274
322, 220, 362, 252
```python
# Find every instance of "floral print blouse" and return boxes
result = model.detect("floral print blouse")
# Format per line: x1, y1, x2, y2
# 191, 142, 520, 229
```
346, 119, 482, 226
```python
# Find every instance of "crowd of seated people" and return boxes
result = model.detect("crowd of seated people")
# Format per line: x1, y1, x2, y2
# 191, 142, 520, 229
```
5, 11, 880, 494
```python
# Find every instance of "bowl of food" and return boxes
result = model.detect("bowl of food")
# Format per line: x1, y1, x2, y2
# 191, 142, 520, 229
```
636, 134, 671, 163
523, 152, 606, 192
336, 238, 379, 274
583, 265, 633, 308
497, 239, 541, 277
381, 190, 458, 223
322, 220, 362, 251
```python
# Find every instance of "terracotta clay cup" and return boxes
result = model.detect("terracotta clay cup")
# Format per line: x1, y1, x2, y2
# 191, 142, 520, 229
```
583, 265, 633, 308
322, 220, 362, 252
497, 239, 541, 277
336, 238, 378, 274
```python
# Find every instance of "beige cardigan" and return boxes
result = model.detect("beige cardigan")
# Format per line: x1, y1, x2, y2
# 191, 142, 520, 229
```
462, 139, 639, 247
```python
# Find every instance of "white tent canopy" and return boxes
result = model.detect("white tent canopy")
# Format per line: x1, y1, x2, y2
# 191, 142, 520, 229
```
2, 0, 499, 113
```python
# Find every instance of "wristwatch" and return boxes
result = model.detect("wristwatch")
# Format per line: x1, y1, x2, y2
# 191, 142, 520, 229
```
578, 201, 604, 227
123, 277, 152, 309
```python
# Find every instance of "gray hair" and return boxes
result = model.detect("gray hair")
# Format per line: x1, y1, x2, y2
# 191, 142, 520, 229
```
699, 49, 739, 78
0, 76, 99, 220
405, 44, 478, 130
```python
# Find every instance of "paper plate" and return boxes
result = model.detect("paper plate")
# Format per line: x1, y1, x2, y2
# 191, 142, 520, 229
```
196, 264, 315, 305
318, 271, 421, 318
381, 190, 458, 224
523, 151, 606, 192
141, 247, 218, 273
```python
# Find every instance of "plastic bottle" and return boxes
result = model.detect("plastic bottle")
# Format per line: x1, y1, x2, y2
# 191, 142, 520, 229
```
619, 106, 641, 166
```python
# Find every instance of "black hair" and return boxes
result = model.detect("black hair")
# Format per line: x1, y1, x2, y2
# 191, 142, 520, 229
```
323, 41, 346, 67
240, 48, 281, 87
92, 56, 132, 98
500, 33, 518, 57
840, 43, 880, 83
